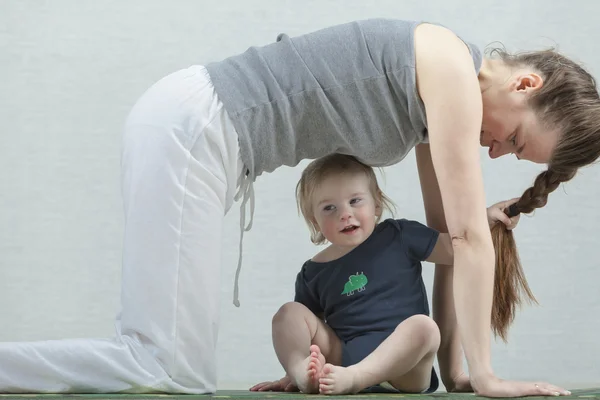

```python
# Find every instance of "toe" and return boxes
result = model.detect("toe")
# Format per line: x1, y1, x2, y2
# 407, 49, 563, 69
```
320, 384, 333, 395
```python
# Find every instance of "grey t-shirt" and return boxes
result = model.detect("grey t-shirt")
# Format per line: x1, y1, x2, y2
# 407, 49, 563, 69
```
294, 218, 439, 342
205, 19, 482, 179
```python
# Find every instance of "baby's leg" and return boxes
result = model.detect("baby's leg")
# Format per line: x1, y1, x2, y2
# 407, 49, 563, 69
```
319, 315, 440, 395
271, 302, 342, 394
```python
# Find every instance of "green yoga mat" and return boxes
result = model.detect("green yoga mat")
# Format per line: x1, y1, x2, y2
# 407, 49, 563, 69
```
0, 389, 599, 400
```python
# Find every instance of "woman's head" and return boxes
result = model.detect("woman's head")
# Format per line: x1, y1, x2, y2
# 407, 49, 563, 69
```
479, 48, 600, 216
490, 48, 599, 209
481, 48, 600, 158
296, 154, 395, 246
481, 48, 600, 340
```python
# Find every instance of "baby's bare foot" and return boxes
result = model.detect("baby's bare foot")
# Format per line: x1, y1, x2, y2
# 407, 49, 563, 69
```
319, 363, 362, 395
291, 344, 326, 393
307, 344, 326, 388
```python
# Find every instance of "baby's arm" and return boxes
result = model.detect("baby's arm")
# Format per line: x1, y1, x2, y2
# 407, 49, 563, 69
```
425, 233, 454, 265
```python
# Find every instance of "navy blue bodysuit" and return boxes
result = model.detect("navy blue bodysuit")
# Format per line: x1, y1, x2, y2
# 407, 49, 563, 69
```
294, 218, 440, 392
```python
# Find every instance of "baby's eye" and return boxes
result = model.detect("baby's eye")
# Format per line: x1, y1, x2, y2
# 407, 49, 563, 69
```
323, 205, 335, 212
350, 198, 362, 205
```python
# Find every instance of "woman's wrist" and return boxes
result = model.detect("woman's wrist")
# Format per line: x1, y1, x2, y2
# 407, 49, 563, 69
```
469, 370, 497, 391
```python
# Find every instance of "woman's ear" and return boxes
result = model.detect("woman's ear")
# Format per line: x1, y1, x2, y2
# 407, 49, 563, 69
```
512, 72, 544, 94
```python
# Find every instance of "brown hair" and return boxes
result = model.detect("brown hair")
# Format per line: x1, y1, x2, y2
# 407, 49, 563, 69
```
490, 48, 600, 342
296, 154, 395, 245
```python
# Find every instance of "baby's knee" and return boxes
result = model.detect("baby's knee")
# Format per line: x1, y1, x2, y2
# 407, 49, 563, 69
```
397, 314, 440, 350
272, 301, 312, 326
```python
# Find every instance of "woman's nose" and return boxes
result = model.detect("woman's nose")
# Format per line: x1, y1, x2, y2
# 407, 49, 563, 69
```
490, 141, 511, 159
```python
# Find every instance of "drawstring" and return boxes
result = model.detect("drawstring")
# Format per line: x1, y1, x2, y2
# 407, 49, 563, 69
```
232, 169, 255, 307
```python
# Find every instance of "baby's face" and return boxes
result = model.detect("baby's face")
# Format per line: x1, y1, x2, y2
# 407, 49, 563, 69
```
311, 173, 378, 248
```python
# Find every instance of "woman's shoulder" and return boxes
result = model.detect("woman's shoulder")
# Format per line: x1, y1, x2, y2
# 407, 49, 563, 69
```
413, 22, 482, 74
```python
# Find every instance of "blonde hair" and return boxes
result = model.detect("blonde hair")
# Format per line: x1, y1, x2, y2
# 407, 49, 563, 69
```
488, 48, 600, 342
296, 154, 395, 245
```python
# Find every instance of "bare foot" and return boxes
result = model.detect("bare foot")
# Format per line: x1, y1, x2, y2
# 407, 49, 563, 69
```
291, 344, 326, 393
319, 363, 362, 395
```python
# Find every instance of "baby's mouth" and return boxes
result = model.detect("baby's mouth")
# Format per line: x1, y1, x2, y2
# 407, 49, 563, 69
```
341, 225, 358, 233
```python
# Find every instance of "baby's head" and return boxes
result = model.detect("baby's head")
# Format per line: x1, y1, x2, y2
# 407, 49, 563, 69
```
296, 154, 394, 246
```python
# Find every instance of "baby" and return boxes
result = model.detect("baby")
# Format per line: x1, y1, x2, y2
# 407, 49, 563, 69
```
254, 154, 511, 395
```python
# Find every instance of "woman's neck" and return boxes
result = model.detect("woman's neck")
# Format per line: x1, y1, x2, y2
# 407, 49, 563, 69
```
479, 58, 512, 93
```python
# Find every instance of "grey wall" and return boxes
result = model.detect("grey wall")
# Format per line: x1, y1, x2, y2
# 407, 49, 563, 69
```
1, 0, 598, 390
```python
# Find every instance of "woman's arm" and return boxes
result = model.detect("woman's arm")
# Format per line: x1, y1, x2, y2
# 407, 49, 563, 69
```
416, 144, 467, 390
413, 24, 569, 398
415, 24, 495, 388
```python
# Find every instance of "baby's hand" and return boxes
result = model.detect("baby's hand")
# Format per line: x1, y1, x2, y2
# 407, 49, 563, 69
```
486, 198, 521, 230
250, 375, 297, 392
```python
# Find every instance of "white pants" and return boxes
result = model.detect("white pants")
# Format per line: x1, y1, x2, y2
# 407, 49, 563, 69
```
0, 66, 242, 393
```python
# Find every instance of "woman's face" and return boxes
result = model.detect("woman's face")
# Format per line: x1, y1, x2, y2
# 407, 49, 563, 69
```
479, 70, 560, 164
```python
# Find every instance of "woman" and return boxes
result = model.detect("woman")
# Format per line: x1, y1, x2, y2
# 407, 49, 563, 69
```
1, 18, 597, 397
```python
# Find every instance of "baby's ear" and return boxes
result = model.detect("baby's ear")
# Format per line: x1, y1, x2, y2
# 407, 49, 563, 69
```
375, 201, 382, 217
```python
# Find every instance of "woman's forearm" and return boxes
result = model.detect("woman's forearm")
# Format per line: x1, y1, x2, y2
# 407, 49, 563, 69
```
451, 237, 496, 383
433, 265, 466, 387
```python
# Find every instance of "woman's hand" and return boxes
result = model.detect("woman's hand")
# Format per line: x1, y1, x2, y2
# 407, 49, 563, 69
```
487, 198, 521, 230
473, 374, 571, 398
249, 375, 298, 392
